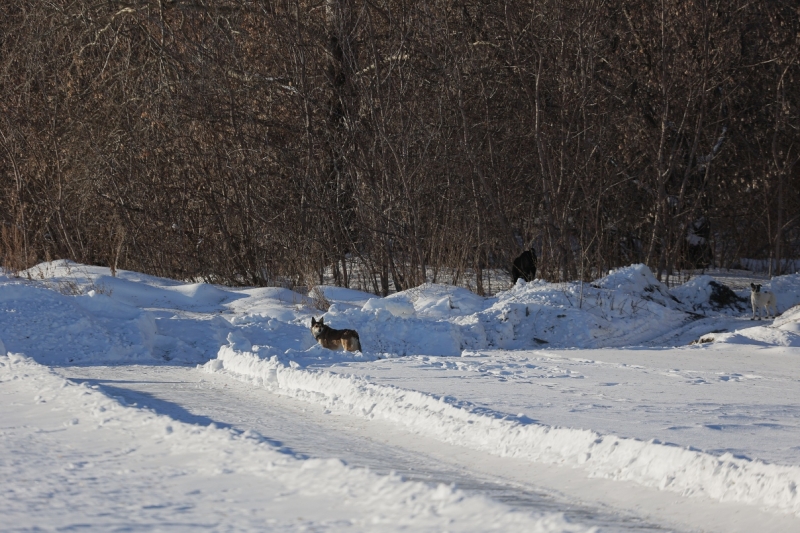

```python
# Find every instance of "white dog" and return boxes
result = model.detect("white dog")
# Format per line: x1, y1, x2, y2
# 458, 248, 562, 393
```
750, 283, 777, 320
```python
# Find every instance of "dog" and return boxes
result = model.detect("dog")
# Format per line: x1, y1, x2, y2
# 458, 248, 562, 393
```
310, 317, 361, 351
750, 283, 777, 320
512, 248, 537, 284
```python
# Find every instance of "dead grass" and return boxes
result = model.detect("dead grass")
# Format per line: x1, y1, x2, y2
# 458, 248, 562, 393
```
22, 261, 113, 297
1, 223, 36, 277
310, 286, 331, 311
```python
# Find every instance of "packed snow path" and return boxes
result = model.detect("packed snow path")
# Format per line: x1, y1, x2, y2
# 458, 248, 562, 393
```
4, 356, 583, 533
54, 363, 672, 532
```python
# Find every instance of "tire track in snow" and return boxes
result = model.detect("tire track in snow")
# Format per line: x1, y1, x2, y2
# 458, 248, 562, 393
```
54, 363, 673, 533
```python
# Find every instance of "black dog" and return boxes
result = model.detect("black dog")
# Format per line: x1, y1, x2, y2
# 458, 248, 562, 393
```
512, 248, 537, 283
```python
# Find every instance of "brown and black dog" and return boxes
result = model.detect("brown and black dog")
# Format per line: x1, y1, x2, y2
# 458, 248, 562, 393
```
310, 317, 361, 352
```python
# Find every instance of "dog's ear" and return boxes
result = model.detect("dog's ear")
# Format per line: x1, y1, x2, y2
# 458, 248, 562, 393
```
319, 317, 324, 324
751, 283, 756, 290
311, 317, 316, 326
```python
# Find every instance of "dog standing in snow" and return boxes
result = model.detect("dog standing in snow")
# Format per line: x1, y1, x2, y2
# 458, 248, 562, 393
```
310, 317, 361, 352
511, 248, 537, 284
750, 283, 777, 320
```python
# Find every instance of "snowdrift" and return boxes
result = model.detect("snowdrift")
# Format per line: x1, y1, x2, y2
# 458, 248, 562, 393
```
0, 279, 156, 364
313, 265, 800, 354
670, 275, 749, 313
6, 261, 800, 363
694, 304, 800, 347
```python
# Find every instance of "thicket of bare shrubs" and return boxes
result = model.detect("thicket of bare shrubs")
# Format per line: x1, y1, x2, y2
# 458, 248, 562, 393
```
1, 1, 798, 294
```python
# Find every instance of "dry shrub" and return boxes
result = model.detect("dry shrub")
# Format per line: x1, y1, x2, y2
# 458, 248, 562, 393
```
310, 286, 331, 311
1, 1, 797, 289
1, 224, 35, 276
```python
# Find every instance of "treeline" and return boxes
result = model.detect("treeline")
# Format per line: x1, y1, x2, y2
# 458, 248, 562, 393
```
1, 1, 798, 294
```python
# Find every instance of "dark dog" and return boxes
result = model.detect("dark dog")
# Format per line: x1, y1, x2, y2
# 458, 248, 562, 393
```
512, 248, 537, 283
310, 317, 361, 352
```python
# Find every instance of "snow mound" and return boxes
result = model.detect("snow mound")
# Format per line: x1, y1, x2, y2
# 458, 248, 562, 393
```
361, 284, 487, 320
697, 304, 800, 347
467, 266, 688, 349
768, 274, 800, 314
775, 305, 800, 331
710, 327, 800, 347
328, 307, 463, 357
313, 286, 374, 308
596, 264, 671, 297
671, 276, 748, 313
393, 283, 488, 318
0, 280, 157, 364
77, 275, 242, 311
0, 269, 238, 364
362, 297, 416, 318
299, 265, 700, 354
11, 260, 800, 365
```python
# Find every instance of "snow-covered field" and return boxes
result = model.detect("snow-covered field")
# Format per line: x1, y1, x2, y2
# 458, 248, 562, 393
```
2, 260, 800, 532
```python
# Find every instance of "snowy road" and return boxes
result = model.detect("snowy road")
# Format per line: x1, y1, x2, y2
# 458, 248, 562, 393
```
55, 363, 672, 532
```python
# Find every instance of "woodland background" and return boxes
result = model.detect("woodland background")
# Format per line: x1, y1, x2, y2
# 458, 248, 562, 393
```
1, 0, 798, 295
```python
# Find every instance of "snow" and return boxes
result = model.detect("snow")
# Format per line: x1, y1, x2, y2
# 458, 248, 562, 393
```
1, 354, 574, 532
3, 260, 800, 531
211, 344, 800, 516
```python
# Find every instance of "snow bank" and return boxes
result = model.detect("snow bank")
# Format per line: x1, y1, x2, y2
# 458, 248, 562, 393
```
317, 265, 799, 353
387, 283, 489, 318
0, 279, 157, 364
696, 304, 800, 347
1, 353, 587, 532
303, 265, 695, 354
208, 344, 800, 517
767, 274, 800, 314
0, 273, 241, 364
687, 275, 800, 347
775, 305, 800, 331
15, 262, 800, 365
458, 265, 689, 349
362, 297, 416, 318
